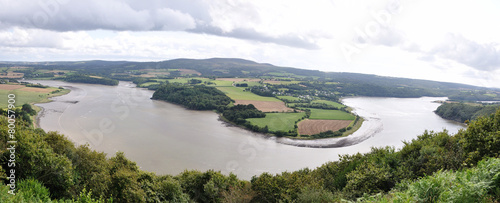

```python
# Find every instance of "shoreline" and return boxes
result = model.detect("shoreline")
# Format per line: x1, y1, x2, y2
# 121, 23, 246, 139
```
216, 112, 374, 148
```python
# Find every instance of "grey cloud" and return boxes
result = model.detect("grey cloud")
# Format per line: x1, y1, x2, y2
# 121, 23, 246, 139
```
0, 0, 196, 31
428, 34, 500, 71
189, 25, 319, 49
0, 0, 320, 49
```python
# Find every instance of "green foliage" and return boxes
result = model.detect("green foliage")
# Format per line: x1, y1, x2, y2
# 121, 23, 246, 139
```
343, 148, 399, 198
251, 168, 321, 202
295, 187, 338, 203
399, 130, 464, 179
108, 152, 146, 202
1, 100, 500, 203
188, 78, 202, 84
250, 86, 275, 97
17, 178, 51, 202
155, 175, 190, 202
449, 90, 500, 101
222, 104, 266, 124
458, 108, 500, 165
221, 182, 255, 203
152, 83, 233, 110
73, 189, 113, 203
310, 130, 343, 138
176, 170, 241, 202
71, 145, 111, 198
63, 74, 119, 86
394, 157, 500, 202
21, 103, 36, 115
0, 119, 74, 198
435, 102, 499, 122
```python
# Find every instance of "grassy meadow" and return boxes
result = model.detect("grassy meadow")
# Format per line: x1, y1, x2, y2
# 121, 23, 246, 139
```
311, 100, 345, 108
308, 108, 355, 120
0, 85, 70, 108
247, 112, 305, 132
216, 86, 280, 101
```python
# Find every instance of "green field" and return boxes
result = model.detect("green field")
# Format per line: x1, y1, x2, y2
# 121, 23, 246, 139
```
287, 103, 308, 107
308, 108, 355, 120
247, 112, 305, 132
0, 87, 70, 108
216, 86, 280, 101
277, 96, 301, 102
312, 100, 345, 108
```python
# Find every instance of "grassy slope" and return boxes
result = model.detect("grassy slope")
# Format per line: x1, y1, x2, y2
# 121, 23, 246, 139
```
247, 112, 305, 132
216, 86, 280, 101
308, 108, 355, 120
311, 100, 345, 108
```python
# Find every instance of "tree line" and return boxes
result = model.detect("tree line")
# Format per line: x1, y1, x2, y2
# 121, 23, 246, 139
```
63, 74, 119, 86
435, 102, 500, 123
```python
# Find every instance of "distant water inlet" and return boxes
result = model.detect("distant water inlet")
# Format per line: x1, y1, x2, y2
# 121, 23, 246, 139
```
28, 80, 464, 180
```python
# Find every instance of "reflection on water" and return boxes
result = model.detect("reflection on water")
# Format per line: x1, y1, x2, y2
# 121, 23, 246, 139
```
29, 80, 464, 180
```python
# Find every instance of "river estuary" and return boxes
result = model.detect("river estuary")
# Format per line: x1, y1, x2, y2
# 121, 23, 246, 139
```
28, 80, 464, 180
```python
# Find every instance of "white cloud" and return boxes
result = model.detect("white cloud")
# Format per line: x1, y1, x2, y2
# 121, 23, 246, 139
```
428, 34, 500, 71
0, 28, 63, 48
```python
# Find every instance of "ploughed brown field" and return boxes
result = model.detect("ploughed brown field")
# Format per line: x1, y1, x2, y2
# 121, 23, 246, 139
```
298, 119, 352, 135
22, 87, 53, 93
234, 100, 295, 112
0, 84, 53, 93
0, 84, 24, 90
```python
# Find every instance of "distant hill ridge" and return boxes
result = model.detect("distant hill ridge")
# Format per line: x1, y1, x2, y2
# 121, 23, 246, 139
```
1, 57, 499, 100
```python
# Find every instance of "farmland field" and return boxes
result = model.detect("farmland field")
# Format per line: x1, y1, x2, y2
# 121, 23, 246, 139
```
298, 119, 352, 135
0, 84, 70, 108
247, 112, 305, 132
216, 86, 280, 101
308, 108, 355, 120
312, 100, 345, 108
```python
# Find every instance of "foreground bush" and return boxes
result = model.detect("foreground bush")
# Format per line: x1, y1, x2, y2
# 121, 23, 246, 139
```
394, 157, 500, 202
0, 105, 499, 202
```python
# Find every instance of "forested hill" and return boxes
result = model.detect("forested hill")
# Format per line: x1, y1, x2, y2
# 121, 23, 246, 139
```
435, 102, 500, 123
2, 58, 499, 100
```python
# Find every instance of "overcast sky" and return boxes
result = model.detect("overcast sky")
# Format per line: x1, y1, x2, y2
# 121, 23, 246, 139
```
1, 0, 500, 87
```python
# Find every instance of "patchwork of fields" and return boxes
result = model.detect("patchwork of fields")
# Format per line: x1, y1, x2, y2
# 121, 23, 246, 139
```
0, 84, 70, 108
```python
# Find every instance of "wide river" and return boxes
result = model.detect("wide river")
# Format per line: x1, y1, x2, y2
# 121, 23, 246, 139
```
29, 80, 464, 180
